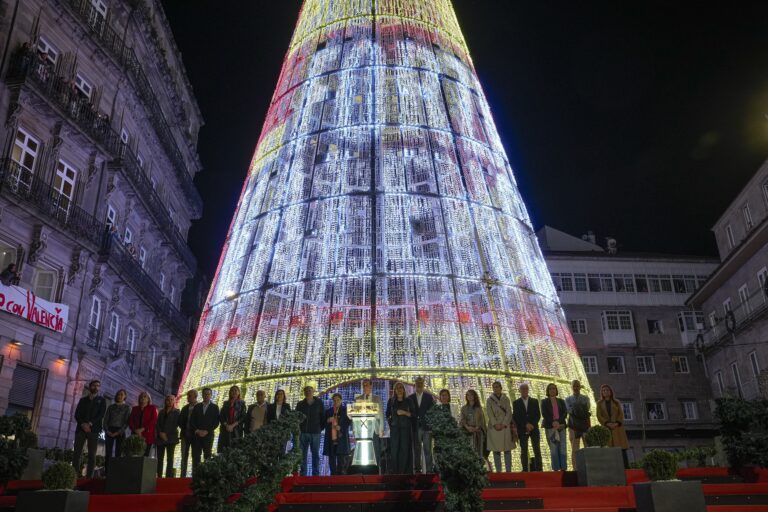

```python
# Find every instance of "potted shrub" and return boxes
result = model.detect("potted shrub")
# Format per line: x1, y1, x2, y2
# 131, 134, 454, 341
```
19, 430, 46, 480
17, 461, 88, 512
0, 437, 27, 489
575, 425, 626, 486
105, 435, 156, 494
634, 449, 705, 512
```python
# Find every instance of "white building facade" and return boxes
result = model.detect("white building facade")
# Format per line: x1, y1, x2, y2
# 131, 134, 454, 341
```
539, 227, 719, 459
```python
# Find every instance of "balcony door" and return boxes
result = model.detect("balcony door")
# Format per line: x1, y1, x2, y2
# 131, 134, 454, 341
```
53, 160, 77, 220
10, 128, 39, 194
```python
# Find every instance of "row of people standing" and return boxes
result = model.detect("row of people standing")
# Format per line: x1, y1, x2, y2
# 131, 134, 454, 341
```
463, 380, 629, 472
72, 380, 183, 478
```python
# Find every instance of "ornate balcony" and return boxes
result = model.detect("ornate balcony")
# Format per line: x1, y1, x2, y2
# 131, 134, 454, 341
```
7, 50, 196, 271
0, 159, 104, 248
0, 162, 190, 338
98, 235, 189, 337
57, 0, 202, 215
126, 352, 136, 370
85, 325, 101, 350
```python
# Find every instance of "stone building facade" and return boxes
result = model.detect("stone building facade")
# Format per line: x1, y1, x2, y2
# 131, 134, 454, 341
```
0, 0, 203, 450
538, 226, 719, 460
688, 159, 768, 400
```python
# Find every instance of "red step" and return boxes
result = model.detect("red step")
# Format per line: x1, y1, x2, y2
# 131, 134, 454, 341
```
275, 489, 443, 504
482, 486, 635, 508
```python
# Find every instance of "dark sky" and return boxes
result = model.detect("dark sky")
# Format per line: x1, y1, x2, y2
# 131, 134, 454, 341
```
162, 1, 768, 277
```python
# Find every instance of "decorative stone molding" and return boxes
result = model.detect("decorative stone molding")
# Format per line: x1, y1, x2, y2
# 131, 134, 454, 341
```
128, 300, 137, 319
5, 102, 22, 129
86, 151, 98, 188
89, 263, 104, 296
109, 284, 123, 310
67, 248, 85, 285
27, 225, 48, 264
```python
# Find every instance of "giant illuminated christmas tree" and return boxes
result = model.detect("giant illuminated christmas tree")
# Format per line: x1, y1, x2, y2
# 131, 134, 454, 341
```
180, 0, 590, 415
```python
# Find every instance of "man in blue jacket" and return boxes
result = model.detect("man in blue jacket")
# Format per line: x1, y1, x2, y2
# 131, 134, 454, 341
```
295, 385, 325, 476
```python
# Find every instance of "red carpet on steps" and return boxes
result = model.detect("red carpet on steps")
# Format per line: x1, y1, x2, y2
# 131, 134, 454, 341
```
0, 468, 765, 511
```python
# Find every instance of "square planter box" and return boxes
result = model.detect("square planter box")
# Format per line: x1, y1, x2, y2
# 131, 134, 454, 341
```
634, 480, 706, 512
575, 447, 626, 487
21, 448, 46, 480
17, 490, 89, 512
105, 456, 157, 494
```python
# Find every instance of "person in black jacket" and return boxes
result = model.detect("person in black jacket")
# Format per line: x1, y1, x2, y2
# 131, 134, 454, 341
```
190, 387, 220, 472
387, 382, 416, 474
156, 395, 180, 477
408, 377, 435, 473
266, 389, 291, 423
541, 383, 568, 471
218, 385, 247, 452
72, 380, 106, 477
295, 385, 325, 476
177, 389, 198, 477
512, 382, 542, 472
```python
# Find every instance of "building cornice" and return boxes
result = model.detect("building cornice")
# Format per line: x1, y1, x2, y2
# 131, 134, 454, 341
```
688, 213, 768, 306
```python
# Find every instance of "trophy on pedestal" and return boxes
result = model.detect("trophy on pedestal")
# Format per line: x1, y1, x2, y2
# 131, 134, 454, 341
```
347, 400, 380, 474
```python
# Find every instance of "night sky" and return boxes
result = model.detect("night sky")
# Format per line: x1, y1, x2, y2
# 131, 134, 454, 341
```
162, 1, 768, 277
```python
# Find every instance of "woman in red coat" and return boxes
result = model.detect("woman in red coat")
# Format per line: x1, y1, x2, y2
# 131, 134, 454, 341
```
129, 391, 158, 456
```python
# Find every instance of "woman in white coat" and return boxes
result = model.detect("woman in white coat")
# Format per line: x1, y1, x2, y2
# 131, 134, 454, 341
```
486, 381, 515, 472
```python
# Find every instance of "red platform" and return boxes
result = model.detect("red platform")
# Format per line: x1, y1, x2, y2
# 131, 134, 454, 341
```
0, 468, 765, 511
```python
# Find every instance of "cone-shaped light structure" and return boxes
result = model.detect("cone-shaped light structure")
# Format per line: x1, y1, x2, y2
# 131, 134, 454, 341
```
181, 0, 590, 407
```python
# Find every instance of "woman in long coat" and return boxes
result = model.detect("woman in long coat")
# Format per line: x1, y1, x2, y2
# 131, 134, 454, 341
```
486, 382, 515, 472
596, 384, 630, 468
460, 389, 490, 470
323, 393, 351, 475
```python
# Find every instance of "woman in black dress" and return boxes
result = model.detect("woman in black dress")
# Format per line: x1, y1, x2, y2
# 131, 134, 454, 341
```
386, 382, 416, 474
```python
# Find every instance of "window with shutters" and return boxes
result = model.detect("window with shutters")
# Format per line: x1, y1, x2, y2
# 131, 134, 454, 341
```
53, 160, 77, 218
108, 312, 120, 342
127, 326, 136, 354
74, 73, 93, 99
89, 296, 101, 328
7, 365, 42, 418
32, 270, 56, 301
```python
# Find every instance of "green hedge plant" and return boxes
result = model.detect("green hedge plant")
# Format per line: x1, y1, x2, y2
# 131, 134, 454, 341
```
427, 405, 488, 512
642, 449, 678, 481
192, 410, 304, 512
584, 425, 611, 447
42, 461, 77, 490
714, 398, 768, 468
0, 437, 27, 484
122, 435, 147, 457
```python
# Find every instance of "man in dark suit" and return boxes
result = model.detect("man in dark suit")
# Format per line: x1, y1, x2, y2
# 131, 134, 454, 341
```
190, 387, 219, 472
177, 389, 198, 477
512, 382, 542, 471
408, 377, 435, 473
72, 379, 106, 477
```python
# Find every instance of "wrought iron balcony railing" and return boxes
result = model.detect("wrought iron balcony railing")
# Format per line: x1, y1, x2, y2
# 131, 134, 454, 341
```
7, 50, 196, 271
85, 325, 101, 350
696, 282, 768, 352
0, 162, 190, 338
0, 159, 104, 248
98, 235, 190, 337
58, 0, 203, 214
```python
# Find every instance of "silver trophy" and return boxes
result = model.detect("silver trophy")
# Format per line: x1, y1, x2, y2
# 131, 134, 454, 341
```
347, 400, 380, 474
